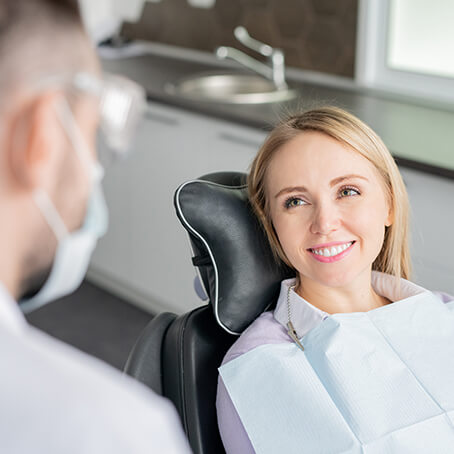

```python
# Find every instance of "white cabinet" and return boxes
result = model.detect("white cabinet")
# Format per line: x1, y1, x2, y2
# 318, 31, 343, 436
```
89, 102, 267, 314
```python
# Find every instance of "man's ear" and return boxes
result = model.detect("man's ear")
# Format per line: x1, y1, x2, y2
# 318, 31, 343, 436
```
7, 92, 63, 191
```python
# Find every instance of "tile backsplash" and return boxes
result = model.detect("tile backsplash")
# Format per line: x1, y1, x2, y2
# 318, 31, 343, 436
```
121, 0, 358, 77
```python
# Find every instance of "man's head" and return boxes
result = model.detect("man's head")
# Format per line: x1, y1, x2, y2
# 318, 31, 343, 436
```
0, 0, 101, 300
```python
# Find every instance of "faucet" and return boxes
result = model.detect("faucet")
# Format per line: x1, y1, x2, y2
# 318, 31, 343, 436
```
216, 26, 288, 90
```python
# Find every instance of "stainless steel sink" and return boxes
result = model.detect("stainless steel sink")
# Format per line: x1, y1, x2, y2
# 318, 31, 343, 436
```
165, 72, 298, 104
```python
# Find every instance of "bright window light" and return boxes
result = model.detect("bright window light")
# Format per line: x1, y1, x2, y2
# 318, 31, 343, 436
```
388, 0, 454, 79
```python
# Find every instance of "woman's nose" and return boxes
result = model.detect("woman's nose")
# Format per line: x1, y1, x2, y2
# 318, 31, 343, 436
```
309, 202, 340, 235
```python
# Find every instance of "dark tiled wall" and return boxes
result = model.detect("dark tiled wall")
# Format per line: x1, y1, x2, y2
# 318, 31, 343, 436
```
122, 0, 358, 77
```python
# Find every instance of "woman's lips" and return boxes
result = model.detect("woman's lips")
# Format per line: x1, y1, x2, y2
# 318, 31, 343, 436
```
308, 241, 356, 263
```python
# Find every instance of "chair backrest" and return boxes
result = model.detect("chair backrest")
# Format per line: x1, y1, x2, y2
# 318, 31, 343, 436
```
162, 306, 235, 453
124, 312, 176, 395
125, 306, 235, 454
174, 171, 293, 334
125, 172, 292, 453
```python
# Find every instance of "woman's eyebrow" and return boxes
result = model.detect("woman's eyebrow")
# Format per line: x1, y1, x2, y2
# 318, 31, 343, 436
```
329, 174, 369, 187
274, 186, 308, 198
274, 175, 369, 198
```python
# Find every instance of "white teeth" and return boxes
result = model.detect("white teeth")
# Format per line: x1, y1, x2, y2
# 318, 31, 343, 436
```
311, 242, 353, 257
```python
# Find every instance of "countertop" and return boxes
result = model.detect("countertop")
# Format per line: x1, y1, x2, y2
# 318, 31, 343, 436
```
101, 45, 454, 180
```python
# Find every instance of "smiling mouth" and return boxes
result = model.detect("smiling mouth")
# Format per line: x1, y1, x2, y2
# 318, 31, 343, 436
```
308, 241, 356, 258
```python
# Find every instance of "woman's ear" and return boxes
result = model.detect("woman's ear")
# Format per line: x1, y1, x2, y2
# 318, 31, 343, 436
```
385, 204, 393, 227
7, 92, 63, 191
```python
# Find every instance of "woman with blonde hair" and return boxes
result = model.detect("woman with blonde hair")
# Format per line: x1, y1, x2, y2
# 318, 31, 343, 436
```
216, 106, 454, 454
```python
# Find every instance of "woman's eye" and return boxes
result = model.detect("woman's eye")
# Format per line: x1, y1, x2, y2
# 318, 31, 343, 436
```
285, 197, 306, 209
339, 187, 360, 198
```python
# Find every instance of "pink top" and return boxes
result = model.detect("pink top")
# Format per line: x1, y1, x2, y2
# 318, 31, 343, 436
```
216, 272, 454, 454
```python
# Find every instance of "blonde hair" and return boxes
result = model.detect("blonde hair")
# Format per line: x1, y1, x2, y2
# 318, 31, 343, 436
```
248, 106, 411, 280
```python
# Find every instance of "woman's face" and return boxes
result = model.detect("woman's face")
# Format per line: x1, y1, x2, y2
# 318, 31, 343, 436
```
266, 131, 392, 289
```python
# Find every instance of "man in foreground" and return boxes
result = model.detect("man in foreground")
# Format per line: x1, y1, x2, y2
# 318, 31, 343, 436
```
0, 0, 191, 452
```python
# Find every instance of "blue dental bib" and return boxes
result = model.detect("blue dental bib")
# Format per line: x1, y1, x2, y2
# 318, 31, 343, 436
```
219, 293, 454, 454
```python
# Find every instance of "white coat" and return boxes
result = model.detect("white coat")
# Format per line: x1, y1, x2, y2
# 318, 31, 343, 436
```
0, 283, 191, 454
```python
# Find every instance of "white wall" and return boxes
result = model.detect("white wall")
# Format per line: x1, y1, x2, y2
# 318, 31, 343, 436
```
78, 0, 147, 43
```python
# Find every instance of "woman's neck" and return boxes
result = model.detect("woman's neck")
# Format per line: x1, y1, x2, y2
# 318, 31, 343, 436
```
296, 271, 390, 314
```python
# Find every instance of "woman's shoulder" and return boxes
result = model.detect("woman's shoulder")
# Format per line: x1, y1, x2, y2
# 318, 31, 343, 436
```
221, 311, 290, 366
432, 290, 454, 304
372, 271, 454, 303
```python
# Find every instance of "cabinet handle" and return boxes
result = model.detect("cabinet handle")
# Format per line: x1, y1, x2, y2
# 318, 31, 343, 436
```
144, 110, 180, 126
218, 131, 264, 150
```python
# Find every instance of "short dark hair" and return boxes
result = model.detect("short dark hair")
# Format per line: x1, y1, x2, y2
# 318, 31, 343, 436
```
0, 0, 95, 106
0, 0, 81, 33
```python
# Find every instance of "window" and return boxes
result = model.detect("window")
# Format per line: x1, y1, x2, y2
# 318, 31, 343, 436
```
356, 0, 454, 103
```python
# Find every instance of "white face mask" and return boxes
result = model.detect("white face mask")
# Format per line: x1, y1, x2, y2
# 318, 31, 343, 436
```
19, 103, 108, 313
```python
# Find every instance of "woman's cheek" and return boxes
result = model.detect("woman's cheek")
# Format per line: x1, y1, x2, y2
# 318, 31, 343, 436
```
274, 215, 309, 264
347, 206, 386, 256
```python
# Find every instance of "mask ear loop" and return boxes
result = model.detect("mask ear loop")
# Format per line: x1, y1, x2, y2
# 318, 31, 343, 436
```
54, 98, 95, 174
32, 98, 101, 242
33, 189, 68, 242
29, 98, 82, 243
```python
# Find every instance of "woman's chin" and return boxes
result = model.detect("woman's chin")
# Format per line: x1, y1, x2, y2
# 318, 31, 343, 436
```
300, 268, 359, 289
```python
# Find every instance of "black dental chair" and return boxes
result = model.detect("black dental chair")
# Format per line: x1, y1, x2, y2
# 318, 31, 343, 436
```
124, 172, 292, 454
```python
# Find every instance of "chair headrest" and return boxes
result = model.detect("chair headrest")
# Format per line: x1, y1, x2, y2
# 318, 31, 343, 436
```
174, 172, 292, 335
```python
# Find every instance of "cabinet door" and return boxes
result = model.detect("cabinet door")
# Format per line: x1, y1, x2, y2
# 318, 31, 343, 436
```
400, 167, 454, 294
90, 103, 266, 314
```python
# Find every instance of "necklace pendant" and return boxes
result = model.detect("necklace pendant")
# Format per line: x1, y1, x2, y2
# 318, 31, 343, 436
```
287, 321, 305, 352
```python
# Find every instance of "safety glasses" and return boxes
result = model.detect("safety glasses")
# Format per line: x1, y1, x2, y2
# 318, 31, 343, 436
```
36, 71, 147, 166
71, 72, 147, 164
